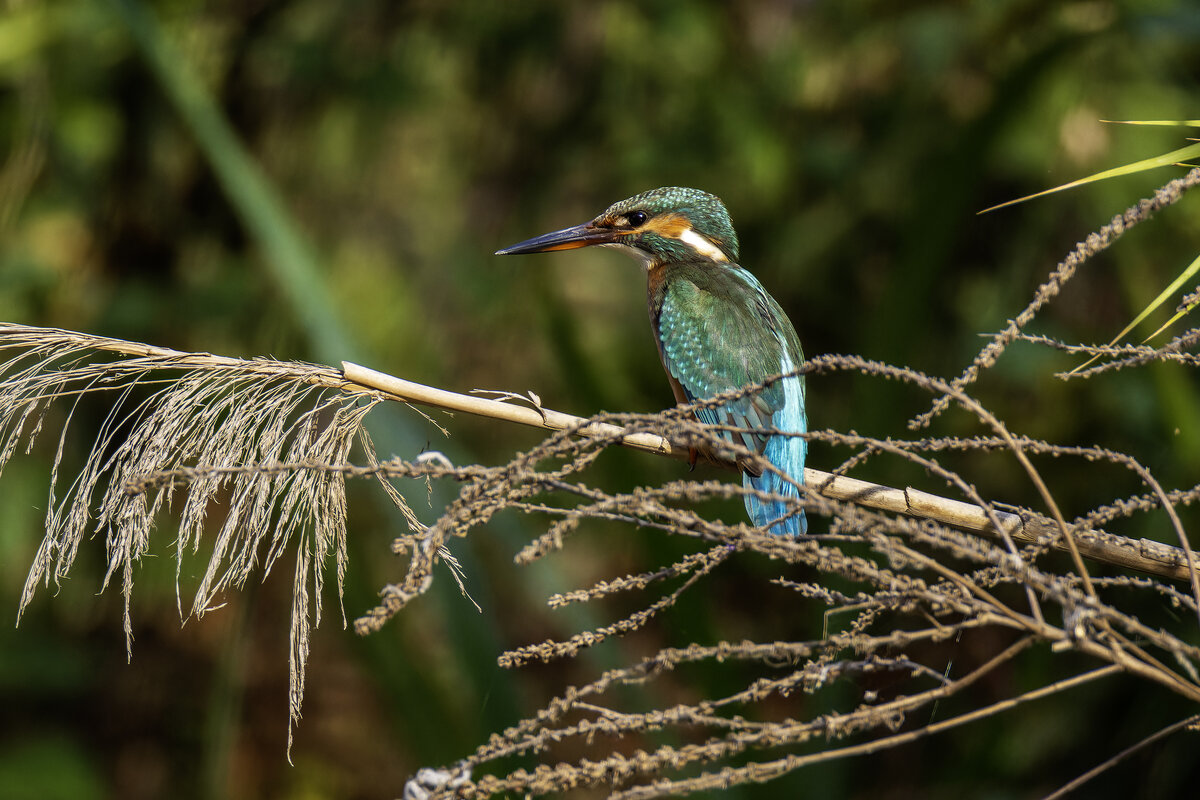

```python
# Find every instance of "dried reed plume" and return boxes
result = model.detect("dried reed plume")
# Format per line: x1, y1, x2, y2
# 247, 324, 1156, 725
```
6, 171, 1200, 798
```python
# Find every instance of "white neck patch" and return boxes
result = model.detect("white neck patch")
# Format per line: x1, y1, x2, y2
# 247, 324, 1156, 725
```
601, 241, 657, 270
678, 226, 729, 262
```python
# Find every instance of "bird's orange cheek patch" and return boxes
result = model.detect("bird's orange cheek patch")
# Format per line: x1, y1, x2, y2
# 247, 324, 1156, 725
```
642, 213, 692, 238
649, 214, 729, 262
617, 213, 727, 261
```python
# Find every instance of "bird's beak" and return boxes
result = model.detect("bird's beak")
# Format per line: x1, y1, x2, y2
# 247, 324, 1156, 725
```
494, 221, 615, 256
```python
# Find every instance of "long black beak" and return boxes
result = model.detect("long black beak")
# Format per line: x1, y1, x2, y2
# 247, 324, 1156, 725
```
495, 221, 615, 255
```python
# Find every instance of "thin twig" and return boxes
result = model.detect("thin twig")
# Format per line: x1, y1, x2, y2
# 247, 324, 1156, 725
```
1041, 713, 1200, 800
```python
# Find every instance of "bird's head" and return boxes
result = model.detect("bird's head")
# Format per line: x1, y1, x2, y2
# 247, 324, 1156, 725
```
496, 187, 740, 268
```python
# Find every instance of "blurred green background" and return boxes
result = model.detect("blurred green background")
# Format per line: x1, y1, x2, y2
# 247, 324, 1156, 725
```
2, 1, 1200, 798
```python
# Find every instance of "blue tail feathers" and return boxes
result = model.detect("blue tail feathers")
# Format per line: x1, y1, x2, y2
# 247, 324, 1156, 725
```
744, 431, 807, 536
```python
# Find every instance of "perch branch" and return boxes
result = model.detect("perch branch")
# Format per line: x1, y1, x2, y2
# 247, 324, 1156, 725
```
342, 361, 1199, 584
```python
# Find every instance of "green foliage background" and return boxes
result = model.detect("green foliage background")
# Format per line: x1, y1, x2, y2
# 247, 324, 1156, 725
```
2, 1, 1199, 798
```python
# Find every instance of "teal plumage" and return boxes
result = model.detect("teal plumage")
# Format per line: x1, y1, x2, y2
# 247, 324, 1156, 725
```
651, 262, 807, 535
497, 187, 807, 535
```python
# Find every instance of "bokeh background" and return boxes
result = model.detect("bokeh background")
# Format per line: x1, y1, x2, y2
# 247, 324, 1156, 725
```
2, 1, 1200, 798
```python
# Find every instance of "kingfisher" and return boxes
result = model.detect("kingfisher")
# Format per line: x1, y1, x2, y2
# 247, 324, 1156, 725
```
496, 187, 807, 536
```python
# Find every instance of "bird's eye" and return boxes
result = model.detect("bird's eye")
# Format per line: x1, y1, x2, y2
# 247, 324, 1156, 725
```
627, 211, 649, 227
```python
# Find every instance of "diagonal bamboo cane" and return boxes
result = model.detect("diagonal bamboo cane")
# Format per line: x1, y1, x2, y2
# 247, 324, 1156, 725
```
342, 361, 1198, 584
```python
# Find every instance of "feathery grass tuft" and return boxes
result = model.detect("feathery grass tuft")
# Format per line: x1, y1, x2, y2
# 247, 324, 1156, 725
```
2, 325, 395, 751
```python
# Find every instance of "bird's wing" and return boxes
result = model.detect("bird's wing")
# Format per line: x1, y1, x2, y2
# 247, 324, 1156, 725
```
653, 265, 803, 468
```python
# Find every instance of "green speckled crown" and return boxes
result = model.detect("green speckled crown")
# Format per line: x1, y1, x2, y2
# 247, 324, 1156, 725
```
602, 187, 740, 262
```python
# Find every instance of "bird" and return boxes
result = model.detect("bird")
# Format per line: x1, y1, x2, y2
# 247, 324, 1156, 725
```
496, 187, 807, 535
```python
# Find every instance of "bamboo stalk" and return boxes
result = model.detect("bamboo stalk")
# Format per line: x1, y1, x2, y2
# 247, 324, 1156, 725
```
342, 361, 1198, 584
